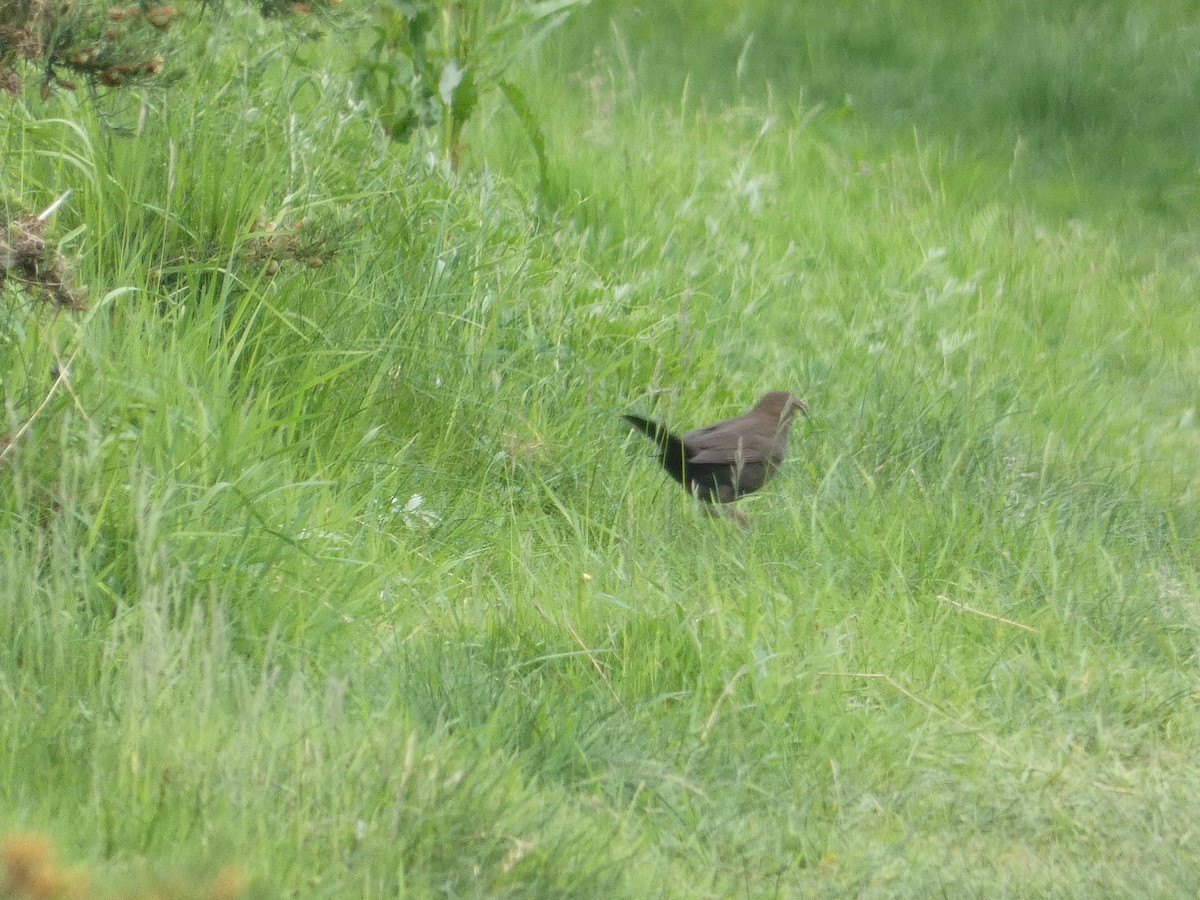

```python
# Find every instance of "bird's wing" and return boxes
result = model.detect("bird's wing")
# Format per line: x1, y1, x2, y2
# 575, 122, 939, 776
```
683, 420, 781, 465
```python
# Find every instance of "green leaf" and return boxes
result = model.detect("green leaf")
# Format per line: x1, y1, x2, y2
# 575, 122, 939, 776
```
450, 68, 478, 130
498, 79, 548, 189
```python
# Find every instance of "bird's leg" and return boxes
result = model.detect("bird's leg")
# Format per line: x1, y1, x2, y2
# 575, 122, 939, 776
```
733, 439, 746, 495
701, 502, 751, 529
724, 506, 752, 529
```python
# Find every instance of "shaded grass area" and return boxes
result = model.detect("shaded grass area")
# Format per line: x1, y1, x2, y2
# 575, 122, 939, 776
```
2, 1, 1199, 896
564, 0, 1200, 221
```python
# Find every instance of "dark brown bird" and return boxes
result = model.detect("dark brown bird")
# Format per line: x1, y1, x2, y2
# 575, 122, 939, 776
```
623, 391, 808, 513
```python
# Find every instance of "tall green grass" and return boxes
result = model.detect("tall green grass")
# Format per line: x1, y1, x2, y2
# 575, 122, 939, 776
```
2, 1, 1198, 896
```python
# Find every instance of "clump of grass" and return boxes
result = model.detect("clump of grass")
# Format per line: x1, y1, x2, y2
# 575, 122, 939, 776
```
0, 199, 85, 309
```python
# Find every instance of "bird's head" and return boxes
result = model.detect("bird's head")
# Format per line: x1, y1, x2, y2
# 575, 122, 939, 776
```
755, 391, 808, 425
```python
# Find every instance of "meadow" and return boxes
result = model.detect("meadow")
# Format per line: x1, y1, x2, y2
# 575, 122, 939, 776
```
2, 1, 1198, 896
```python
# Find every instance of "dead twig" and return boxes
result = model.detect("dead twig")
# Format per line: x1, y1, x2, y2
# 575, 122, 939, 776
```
528, 597, 625, 712
819, 670, 1014, 760
937, 594, 1038, 634
0, 346, 81, 464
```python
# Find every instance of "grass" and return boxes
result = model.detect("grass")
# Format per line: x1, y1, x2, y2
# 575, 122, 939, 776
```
2, 0, 1199, 896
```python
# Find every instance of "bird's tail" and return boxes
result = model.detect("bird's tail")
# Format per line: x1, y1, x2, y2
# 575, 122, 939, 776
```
623, 413, 677, 446
623, 414, 687, 481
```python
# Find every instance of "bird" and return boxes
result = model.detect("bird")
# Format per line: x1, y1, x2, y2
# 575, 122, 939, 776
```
623, 391, 807, 519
